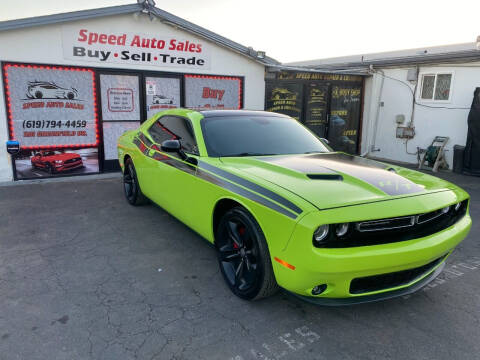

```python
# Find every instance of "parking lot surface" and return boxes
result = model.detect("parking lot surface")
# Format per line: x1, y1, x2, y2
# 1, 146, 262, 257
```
0, 170, 478, 360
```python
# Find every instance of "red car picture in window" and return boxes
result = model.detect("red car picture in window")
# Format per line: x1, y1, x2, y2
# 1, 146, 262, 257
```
31, 150, 83, 174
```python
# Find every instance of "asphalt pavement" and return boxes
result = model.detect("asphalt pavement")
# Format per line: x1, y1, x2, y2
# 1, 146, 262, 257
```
0, 170, 478, 360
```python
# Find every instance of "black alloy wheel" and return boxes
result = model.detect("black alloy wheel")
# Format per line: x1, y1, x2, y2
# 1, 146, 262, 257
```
123, 158, 148, 206
216, 207, 278, 300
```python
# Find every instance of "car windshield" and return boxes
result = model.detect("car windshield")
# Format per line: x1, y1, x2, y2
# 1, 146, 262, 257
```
201, 114, 330, 157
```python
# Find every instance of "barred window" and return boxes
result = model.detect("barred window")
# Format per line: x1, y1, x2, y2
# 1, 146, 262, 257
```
420, 73, 452, 101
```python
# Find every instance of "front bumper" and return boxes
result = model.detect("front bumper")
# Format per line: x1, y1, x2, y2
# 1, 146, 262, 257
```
272, 192, 472, 301
288, 262, 445, 306
56, 161, 83, 172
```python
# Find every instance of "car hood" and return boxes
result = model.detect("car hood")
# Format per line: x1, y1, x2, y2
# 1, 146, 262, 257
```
218, 153, 456, 210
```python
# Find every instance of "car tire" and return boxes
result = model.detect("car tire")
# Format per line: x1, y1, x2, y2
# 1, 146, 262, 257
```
67, 92, 75, 100
34, 91, 43, 99
46, 163, 55, 174
123, 158, 148, 206
216, 206, 278, 300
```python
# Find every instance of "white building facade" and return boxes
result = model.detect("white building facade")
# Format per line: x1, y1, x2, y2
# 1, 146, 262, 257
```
362, 63, 479, 167
290, 43, 480, 169
0, 3, 273, 181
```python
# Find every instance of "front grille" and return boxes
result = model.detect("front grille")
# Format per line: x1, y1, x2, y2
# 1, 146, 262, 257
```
349, 255, 446, 294
356, 216, 415, 232
64, 158, 81, 164
319, 199, 468, 248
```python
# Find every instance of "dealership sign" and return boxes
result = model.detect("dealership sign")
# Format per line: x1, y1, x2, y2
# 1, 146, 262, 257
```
3, 64, 99, 149
62, 26, 211, 69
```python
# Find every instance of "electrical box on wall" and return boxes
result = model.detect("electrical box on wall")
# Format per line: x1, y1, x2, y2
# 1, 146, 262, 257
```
395, 114, 405, 124
396, 126, 415, 139
407, 68, 418, 82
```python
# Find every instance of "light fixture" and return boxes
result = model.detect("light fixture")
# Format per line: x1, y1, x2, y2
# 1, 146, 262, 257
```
335, 223, 349, 237
257, 51, 266, 59
313, 225, 329, 245
311, 284, 327, 295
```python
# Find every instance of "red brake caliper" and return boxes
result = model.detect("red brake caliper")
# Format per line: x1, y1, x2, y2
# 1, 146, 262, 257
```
234, 226, 245, 249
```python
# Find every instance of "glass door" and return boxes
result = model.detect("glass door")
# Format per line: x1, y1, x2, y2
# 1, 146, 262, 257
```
327, 84, 362, 154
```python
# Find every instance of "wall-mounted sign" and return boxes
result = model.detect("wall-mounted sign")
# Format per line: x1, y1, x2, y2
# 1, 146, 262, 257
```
184, 75, 242, 110
12, 147, 99, 180
6, 140, 20, 155
62, 27, 211, 70
265, 82, 303, 121
145, 77, 181, 118
107, 88, 134, 112
305, 84, 328, 137
275, 71, 363, 82
100, 74, 140, 121
3, 63, 99, 150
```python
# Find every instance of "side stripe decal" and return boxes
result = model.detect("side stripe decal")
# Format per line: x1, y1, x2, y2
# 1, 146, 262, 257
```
196, 169, 298, 219
198, 161, 303, 215
133, 135, 300, 219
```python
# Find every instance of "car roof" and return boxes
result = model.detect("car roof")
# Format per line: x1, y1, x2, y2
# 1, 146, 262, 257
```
148, 109, 290, 127
199, 110, 289, 118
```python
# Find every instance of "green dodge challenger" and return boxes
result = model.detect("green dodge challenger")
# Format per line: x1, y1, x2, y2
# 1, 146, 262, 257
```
117, 109, 472, 304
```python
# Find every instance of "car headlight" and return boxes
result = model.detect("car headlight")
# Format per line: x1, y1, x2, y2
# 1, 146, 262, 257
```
335, 223, 349, 237
313, 223, 350, 247
313, 225, 330, 246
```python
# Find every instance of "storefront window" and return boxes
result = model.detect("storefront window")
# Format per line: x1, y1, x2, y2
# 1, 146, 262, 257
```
100, 74, 140, 121
327, 85, 362, 154
265, 82, 303, 121
265, 73, 364, 155
184, 75, 242, 110
145, 76, 181, 118
99, 74, 141, 161
3, 63, 100, 179
305, 84, 328, 138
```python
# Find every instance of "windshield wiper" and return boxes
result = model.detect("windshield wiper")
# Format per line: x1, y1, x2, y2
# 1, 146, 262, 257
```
222, 152, 277, 157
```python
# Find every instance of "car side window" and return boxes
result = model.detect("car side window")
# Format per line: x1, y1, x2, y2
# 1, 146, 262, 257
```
148, 116, 199, 155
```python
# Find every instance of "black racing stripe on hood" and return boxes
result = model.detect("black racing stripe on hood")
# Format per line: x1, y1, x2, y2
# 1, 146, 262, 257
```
260, 153, 425, 196
260, 155, 339, 174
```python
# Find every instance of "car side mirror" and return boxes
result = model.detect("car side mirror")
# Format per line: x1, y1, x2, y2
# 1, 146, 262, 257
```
320, 138, 330, 145
161, 139, 181, 152
161, 139, 187, 160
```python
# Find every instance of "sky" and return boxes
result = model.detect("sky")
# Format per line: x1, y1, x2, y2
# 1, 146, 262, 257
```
1, 0, 479, 63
